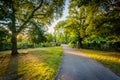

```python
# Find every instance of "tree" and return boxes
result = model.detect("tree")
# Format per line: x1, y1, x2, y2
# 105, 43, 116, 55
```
78, 0, 120, 43
28, 21, 46, 44
54, 21, 68, 43
45, 33, 53, 43
67, 0, 120, 49
65, 1, 87, 48
0, 0, 65, 55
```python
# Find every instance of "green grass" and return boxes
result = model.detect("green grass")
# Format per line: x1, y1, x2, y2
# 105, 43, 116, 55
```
80, 49, 120, 76
0, 47, 63, 80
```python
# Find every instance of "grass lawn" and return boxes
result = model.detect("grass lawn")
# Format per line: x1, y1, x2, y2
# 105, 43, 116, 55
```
80, 49, 120, 76
0, 47, 63, 80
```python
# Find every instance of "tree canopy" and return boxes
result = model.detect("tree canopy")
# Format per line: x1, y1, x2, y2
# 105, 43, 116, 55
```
0, 0, 65, 55
0, 0, 120, 53
54, 0, 120, 50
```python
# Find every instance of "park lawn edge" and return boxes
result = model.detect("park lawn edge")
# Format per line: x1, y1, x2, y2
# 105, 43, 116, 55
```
0, 47, 63, 80
80, 49, 120, 76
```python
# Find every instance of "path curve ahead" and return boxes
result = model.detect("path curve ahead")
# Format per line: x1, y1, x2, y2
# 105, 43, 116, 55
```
55, 45, 120, 80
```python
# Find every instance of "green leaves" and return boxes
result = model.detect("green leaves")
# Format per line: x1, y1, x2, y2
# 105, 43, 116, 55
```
61, 0, 120, 49
0, 0, 65, 32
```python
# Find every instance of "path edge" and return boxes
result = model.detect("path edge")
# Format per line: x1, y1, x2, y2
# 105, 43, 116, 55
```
54, 46, 64, 80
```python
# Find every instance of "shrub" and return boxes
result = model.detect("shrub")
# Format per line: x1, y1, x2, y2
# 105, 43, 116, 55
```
69, 42, 74, 48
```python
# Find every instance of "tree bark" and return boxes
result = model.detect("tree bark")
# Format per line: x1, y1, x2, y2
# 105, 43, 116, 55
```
10, 1, 18, 55
78, 38, 82, 48
11, 32, 18, 55
77, 35, 82, 48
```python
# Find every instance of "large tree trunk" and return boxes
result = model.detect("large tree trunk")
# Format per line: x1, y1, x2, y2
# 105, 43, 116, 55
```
77, 35, 82, 48
10, 2, 18, 56
65, 33, 68, 44
11, 33, 18, 55
78, 38, 82, 48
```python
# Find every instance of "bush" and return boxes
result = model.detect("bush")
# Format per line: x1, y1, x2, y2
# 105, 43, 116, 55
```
0, 42, 11, 51
69, 43, 74, 48
55, 42, 61, 46
41, 42, 57, 47
18, 42, 35, 49
81, 41, 120, 52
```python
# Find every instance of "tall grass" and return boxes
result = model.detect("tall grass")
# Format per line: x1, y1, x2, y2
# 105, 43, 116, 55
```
0, 47, 63, 80
80, 49, 120, 76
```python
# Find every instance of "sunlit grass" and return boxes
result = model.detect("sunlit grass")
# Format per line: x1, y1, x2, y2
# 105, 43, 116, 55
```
80, 49, 120, 76
0, 47, 63, 80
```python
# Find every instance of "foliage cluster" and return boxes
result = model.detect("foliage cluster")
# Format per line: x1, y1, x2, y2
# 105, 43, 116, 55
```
54, 0, 120, 51
0, 0, 65, 55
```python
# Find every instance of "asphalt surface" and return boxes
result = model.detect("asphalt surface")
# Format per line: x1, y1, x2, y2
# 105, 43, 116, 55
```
55, 45, 120, 80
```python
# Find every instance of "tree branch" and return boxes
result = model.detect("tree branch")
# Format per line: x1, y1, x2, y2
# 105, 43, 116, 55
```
17, 0, 43, 33
33, 13, 46, 16
0, 21, 9, 25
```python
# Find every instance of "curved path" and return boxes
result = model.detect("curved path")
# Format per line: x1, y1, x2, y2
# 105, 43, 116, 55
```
55, 45, 120, 80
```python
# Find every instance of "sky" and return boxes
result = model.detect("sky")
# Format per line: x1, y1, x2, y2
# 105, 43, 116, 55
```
47, 0, 69, 33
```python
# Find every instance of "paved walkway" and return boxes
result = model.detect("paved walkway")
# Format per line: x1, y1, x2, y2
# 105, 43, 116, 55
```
55, 45, 120, 80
